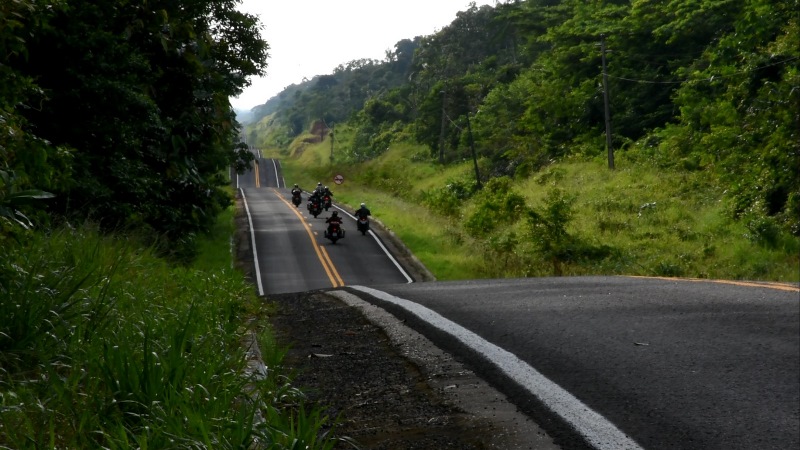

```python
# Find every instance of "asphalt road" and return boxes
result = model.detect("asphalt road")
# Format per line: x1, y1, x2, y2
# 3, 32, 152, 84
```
235, 157, 800, 449
344, 278, 800, 450
235, 157, 411, 294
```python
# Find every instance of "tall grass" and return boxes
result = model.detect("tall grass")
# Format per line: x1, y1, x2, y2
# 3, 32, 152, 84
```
0, 216, 342, 448
272, 135, 799, 282
193, 200, 237, 272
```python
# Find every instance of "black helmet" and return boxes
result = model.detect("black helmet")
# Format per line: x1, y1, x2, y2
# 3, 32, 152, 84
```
332, 211, 338, 216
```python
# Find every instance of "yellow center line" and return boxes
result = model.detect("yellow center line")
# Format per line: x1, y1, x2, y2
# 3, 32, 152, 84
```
319, 245, 345, 286
272, 188, 343, 287
254, 161, 261, 188
628, 276, 799, 292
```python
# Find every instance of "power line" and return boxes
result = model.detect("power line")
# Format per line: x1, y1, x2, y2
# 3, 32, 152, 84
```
443, 110, 464, 131
607, 56, 799, 85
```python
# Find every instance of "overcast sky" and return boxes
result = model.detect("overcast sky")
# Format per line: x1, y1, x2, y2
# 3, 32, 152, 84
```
230, 0, 497, 111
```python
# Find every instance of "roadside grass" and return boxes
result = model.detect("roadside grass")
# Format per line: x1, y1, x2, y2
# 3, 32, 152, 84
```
272, 133, 799, 283
0, 212, 341, 447
193, 199, 237, 272
521, 159, 800, 280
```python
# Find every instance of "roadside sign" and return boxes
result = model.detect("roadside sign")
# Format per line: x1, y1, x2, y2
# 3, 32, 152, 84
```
333, 174, 344, 185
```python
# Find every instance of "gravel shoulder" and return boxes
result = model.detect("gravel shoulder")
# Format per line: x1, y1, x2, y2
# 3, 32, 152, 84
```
268, 289, 558, 449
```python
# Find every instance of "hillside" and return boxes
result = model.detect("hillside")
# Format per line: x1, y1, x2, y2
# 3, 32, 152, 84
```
244, 0, 799, 282
257, 123, 799, 282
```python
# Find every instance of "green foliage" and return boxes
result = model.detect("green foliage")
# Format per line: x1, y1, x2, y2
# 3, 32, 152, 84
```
4, 0, 268, 260
527, 188, 577, 276
464, 177, 527, 234
631, 0, 800, 236
280, 134, 798, 281
0, 0, 71, 237
252, 0, 799, 245
262, 38, 423, 140
482, 229, 526, 278
254, 0, 800, 281
0, 223, 340, 448
0, 169, 54, 231
422, 177, 479, 217
261, 404, 350, 450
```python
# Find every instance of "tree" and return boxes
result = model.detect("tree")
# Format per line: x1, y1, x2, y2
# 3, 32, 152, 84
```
10, 0, 268, 259
660, 0, 800, 235
1, 0, 68, 236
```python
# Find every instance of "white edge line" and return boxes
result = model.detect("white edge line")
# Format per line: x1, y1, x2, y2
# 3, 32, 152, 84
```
334, 205, 413, 283
240, 188, 265, 296
271, 159, 281, 188
276, 159, 286, 188
367, 230, 413, 284
348, 285, 644, 450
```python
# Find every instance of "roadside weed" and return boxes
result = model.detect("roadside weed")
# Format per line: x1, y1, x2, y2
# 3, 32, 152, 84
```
0, 223, 338, 448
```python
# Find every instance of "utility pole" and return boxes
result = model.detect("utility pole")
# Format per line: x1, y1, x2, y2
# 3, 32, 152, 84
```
439, 90, 447, 164
465, 112, 482, 189
329, 123, 335, 164
600, 34, 614, 170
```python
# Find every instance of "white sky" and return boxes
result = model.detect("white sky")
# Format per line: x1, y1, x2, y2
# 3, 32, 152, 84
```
230, 0, 497, 111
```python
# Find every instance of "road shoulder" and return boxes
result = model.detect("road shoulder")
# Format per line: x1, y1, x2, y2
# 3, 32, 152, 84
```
267, 289, 559, 449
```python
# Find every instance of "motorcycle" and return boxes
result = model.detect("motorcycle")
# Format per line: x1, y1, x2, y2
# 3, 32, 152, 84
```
356, 215, 370, 235
307, 198, 322, 218
324, 221, 345, 244
322, 194, 332, 211
291, 191, 302, 207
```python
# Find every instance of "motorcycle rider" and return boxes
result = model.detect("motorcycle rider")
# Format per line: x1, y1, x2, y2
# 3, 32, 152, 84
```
325, 211, 343, 234
314, 182, 325, 197
291, 184, 303, 204
355, 202, 371, 234
355, 202, 371, 220
321, 185, 334, 210
307, 184, 322, 212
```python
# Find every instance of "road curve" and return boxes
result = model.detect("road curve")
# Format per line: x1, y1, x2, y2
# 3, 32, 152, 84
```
233, 156, 799, 449
236, 157, 411, 294
340, 277, 800, 450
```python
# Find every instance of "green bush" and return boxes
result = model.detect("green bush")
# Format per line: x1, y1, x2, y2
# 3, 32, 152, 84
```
422, 177, 479, 217
527, 188, 576, 276
463, 177, 527, 234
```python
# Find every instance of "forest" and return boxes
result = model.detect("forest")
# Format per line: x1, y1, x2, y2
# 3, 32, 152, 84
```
1, 0, 267, 259
246, 0, 799, 246
1, 2, 349, 448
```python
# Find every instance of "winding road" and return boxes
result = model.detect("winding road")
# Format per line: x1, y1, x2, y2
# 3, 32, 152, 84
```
236, 156, 800, 449
235, 157, 411, 295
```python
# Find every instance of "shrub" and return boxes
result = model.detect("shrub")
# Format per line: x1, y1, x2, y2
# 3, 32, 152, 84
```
463, 177, 527, 234
422, 177, 479, 217
527, 188, 576, 276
